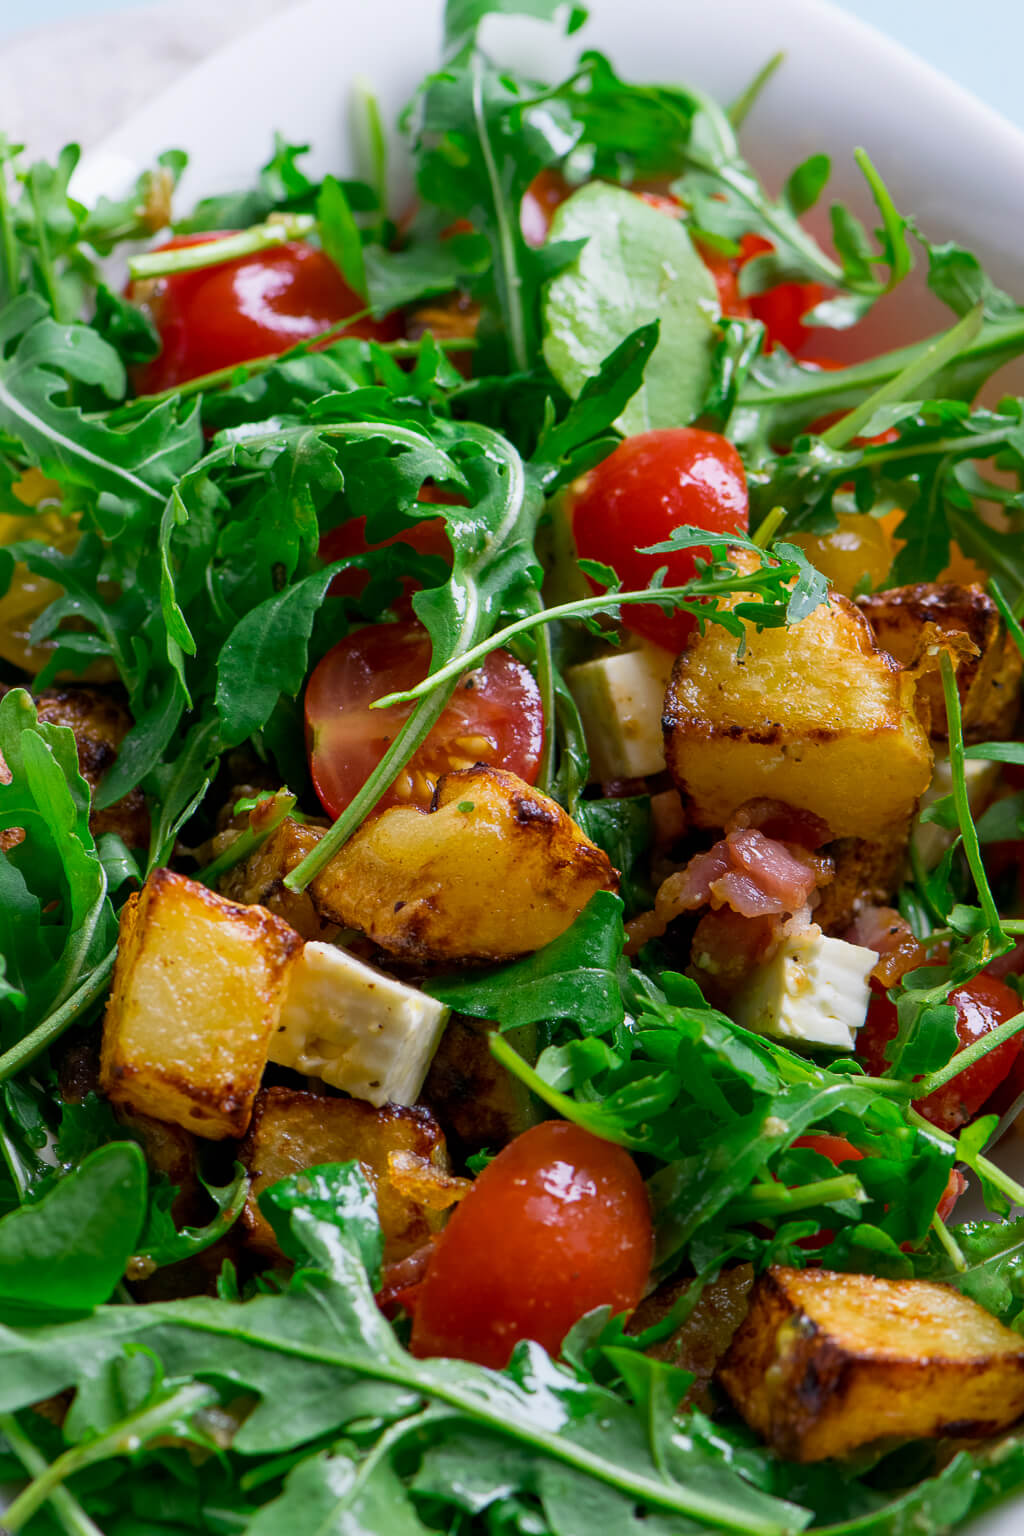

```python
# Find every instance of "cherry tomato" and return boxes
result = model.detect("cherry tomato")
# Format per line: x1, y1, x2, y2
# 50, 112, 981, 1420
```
318, 515, 452, 604
305, 621, 545, 818
129, 234, 399, 392
521, 168, 572, 247
738, 234, 824, 356
857, 972, 1024, 1133
570, 427, 749, 652
790, 1133, 965, 1239
409, 1120, 653, 1368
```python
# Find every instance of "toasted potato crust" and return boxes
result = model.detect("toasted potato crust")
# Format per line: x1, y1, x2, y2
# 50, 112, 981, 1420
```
34, 686, 150, 848
718, 1265, 1024, 1461
239, 1086, 452, 1261
663, 588, 932, 840
857, 582, 1022, 742
310, 764, 617, 962
100, 869, 302, 1139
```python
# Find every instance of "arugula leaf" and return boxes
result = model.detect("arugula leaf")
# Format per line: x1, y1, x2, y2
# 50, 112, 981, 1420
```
427, 890, 626, 1033
0, 1142, 146, 1320
543, 182, 718, 433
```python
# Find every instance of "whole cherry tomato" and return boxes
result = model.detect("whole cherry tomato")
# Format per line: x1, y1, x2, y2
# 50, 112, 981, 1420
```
305, 621, 545, 819
857, 972, 1024, 1134
409, 1120, 653, 1368
129, 234, 399, 392
570, 427, 749, 653
739, 234, 824, 356
319, 515, 452, 605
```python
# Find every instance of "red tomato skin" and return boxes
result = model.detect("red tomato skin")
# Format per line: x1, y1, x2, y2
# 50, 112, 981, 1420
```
570, 428, 749, 652
791, 1133, 863, 1165
305, 621, 545, 819
318, 515, 451, 603
857, 972, 1024, 1133
739, 234, 824, 356
409, 1121, 653, 1369
130, 234, 399, 392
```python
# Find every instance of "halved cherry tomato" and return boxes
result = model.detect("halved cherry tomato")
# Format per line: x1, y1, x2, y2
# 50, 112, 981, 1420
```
305, 620, 545, 819
409, 1120, 653, 1368
570, 427, 749, 652
857, 972, 1024, 1134
129, 234, 399, 392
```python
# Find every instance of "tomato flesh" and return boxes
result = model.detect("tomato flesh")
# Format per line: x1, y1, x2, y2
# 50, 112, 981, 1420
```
305, 621, 545, 819
570, 427, 749, 653
409, 1120, 653, 1368
129, 234, 399, 392
857, 972, 1024, 1134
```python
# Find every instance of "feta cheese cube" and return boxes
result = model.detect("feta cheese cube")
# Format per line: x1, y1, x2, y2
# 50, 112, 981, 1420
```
270, 942, 449, 1107
731, 928, 876, 1051
566, 641, 674, 781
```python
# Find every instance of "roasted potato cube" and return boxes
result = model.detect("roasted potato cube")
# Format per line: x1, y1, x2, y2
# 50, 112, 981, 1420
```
239, 1086, 456, 1261
718, 1265, 1024, 1462
857, 582, 1022, 742
420, 1015, 542, 1156
628, 1264, 754, 1409
100, 869, 302, 1139
813, 828, 910, 935
219, 811, 337, 941
34, 686, 149, 849
663, 587, 932, 840
311, 765, 617, 962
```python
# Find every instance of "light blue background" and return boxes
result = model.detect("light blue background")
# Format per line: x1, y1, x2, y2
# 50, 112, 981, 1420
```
0, 0, 1021, 131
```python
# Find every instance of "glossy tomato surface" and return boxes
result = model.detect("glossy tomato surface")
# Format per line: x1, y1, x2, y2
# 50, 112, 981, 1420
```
130, 234, 398, 392
409, 1120, 653, 1368
739, 234, 824, 355
857, 972, 1024, 1133
571, 427, 749, 652
305, 621, 544, 818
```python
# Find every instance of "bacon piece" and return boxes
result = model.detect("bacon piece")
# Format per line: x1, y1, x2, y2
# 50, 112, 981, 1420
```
690, 908, 783, 996
845, 906, 927, 986
726, 798, 832, 850
724, 830, 819, 909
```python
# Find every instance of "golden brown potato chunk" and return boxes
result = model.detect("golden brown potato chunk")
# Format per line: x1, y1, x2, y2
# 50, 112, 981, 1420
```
311, 765, 617, 962
239, 1086, 457, 1261
628, 1264, 754, 1409
813, 829, 910, 935
420, 1015, 541, 1156
857, 582, 1022, 743
34, 686, 150, 848
219, 810, 338, 942
100, 869, 302, 1139
663, 588, 932, 840
718, 1265, 1024, 1462
115, 1108, 201, 1225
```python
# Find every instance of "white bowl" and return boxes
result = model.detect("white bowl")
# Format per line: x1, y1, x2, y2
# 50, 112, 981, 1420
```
74, 3, 1024, 1530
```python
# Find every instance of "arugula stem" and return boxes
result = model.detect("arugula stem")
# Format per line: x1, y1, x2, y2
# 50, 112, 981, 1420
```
751, 506, 786, 547
939, 649, 1004, 941
821, 304, 983, 450
2, 1383, 217, 1533
930, 1210, 967, 1272
0, 1414, 104, 1536
727, 1172, 863, 1223
907, 1108, 1024, 1210
989, 577, 1024, 662
728, 53, 784, 130
128, 215, 315, 281
0, 948, 115, 1085
530, 596, 557, 795
0, 140, 19, 303
917, 1011, 1024, 1097
471, 57, 528, 372
371, 573, 765, 709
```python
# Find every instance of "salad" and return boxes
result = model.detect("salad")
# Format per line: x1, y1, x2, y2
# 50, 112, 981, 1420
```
4, 1, 1024, 1531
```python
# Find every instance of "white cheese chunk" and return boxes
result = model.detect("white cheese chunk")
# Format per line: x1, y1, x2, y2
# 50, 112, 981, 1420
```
731, 928, 876, 1051
565, 641, 674, 782
270, 942, 449, 1107
912, 753, 1000, 871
